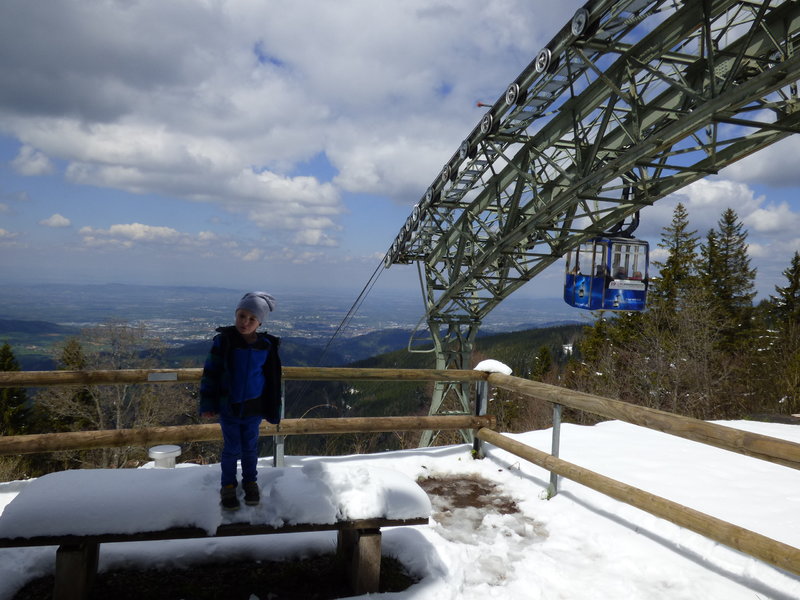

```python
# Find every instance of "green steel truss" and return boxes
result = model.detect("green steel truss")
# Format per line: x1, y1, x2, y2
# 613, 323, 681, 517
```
384, 0, 800, 444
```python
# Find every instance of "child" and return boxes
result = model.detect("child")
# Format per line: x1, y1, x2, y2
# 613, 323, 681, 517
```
199, 292, 282, 511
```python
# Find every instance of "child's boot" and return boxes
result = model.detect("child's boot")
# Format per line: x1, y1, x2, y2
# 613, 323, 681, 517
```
220, 484, 240, 511
243, 481, 260, 506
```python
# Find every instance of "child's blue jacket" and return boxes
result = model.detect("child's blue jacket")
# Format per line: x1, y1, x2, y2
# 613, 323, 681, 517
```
199, 326, 283, 424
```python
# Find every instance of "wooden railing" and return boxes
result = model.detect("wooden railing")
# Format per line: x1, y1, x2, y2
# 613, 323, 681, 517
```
1, 366, 799, 575
0, 367, 489, 455
0, 366, 487, 387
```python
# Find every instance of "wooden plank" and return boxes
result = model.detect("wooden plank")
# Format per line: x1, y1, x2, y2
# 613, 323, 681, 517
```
477, 427, 800, 576
0, 416, 494, 456
0, 366, 488, 387
0, 518, 429, 548
487, 372, 800, 470
350, 529, 382, 595
54, 543, 98, 600
283, 367, 487, 382
336, 527, 357, 561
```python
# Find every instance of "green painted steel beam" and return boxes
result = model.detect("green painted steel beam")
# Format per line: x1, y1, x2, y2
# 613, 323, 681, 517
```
383, 0, 800, 444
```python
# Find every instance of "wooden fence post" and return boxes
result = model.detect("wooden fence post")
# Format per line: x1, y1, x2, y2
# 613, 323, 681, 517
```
54, 542, 99, 600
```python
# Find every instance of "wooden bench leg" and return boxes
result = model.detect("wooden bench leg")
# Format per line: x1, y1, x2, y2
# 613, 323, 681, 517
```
337, 528, 381, 595
54, 542, 99, 600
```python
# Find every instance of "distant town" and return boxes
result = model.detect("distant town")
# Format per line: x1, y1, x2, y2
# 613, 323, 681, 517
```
0, 283, 587, 348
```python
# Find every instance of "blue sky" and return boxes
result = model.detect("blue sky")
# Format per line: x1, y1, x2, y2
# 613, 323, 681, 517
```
0, 0, 798, 303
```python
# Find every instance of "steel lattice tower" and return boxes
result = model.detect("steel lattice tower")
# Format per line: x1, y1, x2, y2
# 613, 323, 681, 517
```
384, 0, 800, 445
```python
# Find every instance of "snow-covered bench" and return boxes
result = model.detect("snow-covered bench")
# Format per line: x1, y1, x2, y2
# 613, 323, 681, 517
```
0, 463, 431, 600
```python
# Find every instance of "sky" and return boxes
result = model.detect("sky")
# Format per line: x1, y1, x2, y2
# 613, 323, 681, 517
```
1, 417, 798, 599
1, 0, 799, 303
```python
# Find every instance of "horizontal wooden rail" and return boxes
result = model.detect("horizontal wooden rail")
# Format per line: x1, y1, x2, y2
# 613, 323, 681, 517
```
477, 427, 800, 576
487, 373, 800, 471
0, 415, 495, 456
2, 367, 796, 472
0, 367, 489, 388
0, 518, 431, 548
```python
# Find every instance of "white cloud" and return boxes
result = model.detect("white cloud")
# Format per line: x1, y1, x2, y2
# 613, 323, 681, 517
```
330, 129, 453, 200
39, 213, 71, 228
743, 202, 800, 234
0, 0, 581, 246
722, 136, 800, 187
681, 178, 763, 213
78, 223, 207, 248
640, 178, 767, 239
0, 228, 19, 246
10, 145, 54, 176
746, 241, 769, 259
292, 229, 337, 247
197, 231, 218, 242
279, 248, 326, 264
240, 248, 263, 262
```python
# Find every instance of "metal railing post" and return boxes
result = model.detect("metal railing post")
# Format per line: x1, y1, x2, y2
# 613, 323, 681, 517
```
273, 381, 286, 467
548, 403, 562, 498
473, 380, 489, 459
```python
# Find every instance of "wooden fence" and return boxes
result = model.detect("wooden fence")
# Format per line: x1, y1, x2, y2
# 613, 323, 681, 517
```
1, 366, 799, 575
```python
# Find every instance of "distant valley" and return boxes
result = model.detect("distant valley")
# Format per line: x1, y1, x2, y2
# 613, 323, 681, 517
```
0, 283, 586, 370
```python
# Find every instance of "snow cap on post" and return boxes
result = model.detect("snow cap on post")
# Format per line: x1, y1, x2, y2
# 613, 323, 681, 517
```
473, 359, 512, 375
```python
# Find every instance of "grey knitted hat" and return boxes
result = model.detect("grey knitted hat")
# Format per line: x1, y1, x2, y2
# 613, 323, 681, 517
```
236, 292, 276, 324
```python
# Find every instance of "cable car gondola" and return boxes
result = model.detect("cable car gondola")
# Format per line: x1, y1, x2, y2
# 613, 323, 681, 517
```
564, 235, 649, 311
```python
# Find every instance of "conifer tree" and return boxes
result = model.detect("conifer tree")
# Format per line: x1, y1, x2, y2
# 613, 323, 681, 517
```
59, 337, 87, 370
772, 251, 800, 325
756, 251, 800, 414
651, 203, 700, 307
53, 337, 94, 431
700, 228, 721, 294
700, 208, 756, 317
0, 343, 29, 436
530, 346, 553, 381
699, 209, 757, 352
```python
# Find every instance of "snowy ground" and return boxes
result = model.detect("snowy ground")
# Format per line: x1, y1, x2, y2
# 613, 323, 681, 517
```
1, 419, 799, 600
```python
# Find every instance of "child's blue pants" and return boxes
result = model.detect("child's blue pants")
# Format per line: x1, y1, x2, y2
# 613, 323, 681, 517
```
219, 412, 262, 487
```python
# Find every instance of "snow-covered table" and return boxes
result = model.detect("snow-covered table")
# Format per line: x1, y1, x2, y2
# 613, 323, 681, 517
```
0, 463, 431, 599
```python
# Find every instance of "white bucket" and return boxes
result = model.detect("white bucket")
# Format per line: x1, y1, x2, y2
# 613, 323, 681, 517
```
148, 444, 182, 468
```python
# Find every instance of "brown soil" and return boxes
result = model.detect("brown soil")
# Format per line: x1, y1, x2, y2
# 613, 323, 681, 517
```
418, 473, 520, 515
14, 554, 415, 600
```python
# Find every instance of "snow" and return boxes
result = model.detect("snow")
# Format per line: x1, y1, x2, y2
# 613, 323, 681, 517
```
1, 419, 799, 599
473, 359, 512, 375
0, 464, 431, 539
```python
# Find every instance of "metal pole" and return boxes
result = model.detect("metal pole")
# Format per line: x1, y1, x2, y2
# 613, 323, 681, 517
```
472, 380, 489, 459
548, 403, 562, 498
273, 381, 286, 467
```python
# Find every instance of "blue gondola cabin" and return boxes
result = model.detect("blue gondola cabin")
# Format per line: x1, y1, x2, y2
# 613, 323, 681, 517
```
564, 237, 649, 311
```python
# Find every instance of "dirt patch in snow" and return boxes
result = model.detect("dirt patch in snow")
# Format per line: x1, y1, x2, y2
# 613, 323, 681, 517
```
418, 472, 547, 544
419, 473, 520, 515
